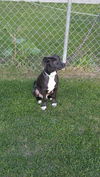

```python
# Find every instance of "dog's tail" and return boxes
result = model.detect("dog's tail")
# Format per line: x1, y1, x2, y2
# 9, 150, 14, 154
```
33, 80, 37, 88
32, 80, 37, 96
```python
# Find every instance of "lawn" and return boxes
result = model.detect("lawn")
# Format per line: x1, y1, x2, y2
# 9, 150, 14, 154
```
0, 79, 100, 177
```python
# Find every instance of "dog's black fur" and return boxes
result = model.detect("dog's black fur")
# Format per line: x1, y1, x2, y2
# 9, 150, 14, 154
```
32, 55, 65, 110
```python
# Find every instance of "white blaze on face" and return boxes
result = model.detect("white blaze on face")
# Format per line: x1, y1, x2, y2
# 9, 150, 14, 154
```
47, 71, 56, 93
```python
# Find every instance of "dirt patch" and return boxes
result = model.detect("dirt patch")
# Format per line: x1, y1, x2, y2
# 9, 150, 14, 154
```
0, 66, 100, 80
59, 67, 100, 79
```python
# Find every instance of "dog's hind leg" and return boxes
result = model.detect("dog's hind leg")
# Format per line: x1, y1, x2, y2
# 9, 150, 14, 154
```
36, 97, 42, 104
33, 88, 43, 104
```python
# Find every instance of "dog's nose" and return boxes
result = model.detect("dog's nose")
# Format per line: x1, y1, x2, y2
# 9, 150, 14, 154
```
62, 62, 66, 68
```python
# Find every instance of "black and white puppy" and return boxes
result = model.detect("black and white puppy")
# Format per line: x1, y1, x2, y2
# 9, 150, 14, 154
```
32, 55, 65, 110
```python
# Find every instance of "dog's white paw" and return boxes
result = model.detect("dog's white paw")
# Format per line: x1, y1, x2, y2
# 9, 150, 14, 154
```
41, 106, 47, 111
52, 103, 57, 107
50, 98, 53, 101
38, 100, 42, 104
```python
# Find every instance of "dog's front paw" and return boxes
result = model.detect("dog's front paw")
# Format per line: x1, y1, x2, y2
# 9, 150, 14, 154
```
41, 106, 47, 111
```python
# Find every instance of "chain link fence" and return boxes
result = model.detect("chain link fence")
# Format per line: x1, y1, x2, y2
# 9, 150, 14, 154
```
0, 0, 100, 78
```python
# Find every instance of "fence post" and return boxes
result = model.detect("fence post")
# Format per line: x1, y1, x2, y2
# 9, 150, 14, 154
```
63, 0, 72, 63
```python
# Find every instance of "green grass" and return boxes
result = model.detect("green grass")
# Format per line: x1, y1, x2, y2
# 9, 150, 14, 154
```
0, 79, 100, 177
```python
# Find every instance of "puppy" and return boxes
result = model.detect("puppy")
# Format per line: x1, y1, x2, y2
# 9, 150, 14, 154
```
32, 55, 66, 110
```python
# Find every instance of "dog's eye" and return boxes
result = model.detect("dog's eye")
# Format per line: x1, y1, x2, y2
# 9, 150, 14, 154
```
46, 59, 50, 64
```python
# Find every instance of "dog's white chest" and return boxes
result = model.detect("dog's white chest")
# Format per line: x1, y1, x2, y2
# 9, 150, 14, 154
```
47, 72, 56, 93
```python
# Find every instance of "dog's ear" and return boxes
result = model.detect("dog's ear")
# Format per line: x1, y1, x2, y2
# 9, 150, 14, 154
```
42, 57, 50, 66
52, 55, 61, 60
43, 57, 47, 64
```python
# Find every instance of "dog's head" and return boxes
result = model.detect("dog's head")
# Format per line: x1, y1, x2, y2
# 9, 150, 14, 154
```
43, 55, 66, 73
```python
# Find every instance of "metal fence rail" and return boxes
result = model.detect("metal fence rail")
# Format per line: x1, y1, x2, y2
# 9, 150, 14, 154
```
68, 1, 100, 70
0, 0, 100, 78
